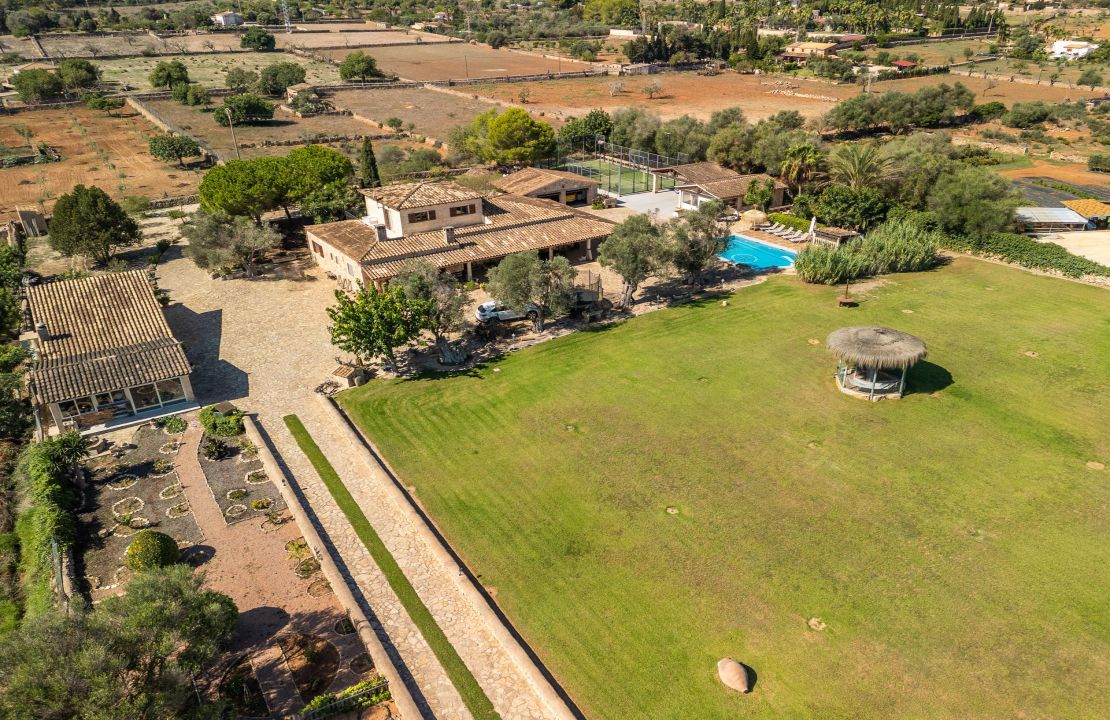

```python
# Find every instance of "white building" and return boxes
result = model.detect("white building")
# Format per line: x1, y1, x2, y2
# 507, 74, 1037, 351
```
1049, 40, 1100, 60
210, 11, 244, 28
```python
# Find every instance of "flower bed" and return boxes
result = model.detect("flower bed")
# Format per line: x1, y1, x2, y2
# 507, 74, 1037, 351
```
197, 432, 286, 525
78, 423, 201, 599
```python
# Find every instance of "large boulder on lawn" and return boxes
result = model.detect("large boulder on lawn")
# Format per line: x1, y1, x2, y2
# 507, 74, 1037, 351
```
717, 657, 751, 693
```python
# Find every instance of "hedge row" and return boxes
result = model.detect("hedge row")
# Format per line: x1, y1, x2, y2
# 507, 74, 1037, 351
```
14, 434, 87, 617
1089, 154, 1110, 173
943, 232, 1110, 278
768, 212, 811, 233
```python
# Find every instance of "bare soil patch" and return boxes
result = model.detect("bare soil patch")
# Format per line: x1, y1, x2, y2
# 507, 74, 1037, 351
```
278, 29, 452, 50
144, 100, 382, 159
330, 87, 495, 140
278, 632, 342, 701
468, 72, 848, 121
317, 42, 593, 82
997, 159, 1110, 189
0, 106, 199, 219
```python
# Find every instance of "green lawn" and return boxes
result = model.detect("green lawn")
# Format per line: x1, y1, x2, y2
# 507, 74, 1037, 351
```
282, 416, 500, 720
338, 258, 1110, 720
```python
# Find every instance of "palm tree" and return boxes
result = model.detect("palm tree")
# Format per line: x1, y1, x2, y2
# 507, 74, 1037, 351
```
828, 143, 894, 191
780, 142, 826, 194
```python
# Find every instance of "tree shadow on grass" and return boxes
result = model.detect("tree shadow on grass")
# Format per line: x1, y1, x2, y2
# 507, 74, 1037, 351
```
906, 361, 953, 395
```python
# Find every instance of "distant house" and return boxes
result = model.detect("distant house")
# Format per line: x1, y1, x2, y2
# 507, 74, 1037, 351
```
305, 180, 614, 289
210, 10, 243, 27
1016, 206, 1090, 233
781, 41, 837, 64
1049, 40, 1099, 60
24, 271, 196, 436
891, 60, 918, 72
657, 162, 787, 212
493, 167, 600, 207
433, 11, 451, 22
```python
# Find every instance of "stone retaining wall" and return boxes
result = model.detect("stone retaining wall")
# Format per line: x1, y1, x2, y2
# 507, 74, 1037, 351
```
243, 415, 424, 720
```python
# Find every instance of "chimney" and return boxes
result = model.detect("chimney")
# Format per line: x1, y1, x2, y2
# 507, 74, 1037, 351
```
374, 224, 388, 242
35, 322, 48, 342
443, 226, 456, 244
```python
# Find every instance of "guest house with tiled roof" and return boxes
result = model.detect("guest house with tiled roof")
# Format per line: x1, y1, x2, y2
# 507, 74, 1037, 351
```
306, 173, 615, 290
24, 271, 196, 436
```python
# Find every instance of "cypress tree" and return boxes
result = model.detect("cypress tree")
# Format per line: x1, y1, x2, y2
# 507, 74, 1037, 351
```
358, 137, 381, 189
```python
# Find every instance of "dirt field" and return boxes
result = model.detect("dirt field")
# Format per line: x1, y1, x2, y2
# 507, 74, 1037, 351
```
318, 42, 595, 81
93, 52, 337, 90
276, 29, 452, 50
997, 159, 1110, 193
144, 99, 385, 159
871, 72, 1087, 104
329, 87, 497, 141
0, 106, 199, 218
468, 72, 848, 122
964, 58, 1109, 89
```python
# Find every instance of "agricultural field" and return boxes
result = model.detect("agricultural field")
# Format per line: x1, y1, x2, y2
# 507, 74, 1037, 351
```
329, 87, 498, 142
277, 29, 452, 50
142, 99, 384, 159
877, 71, 1087, 103
0, 106, 199, 218
997, 159, 1110, 197
318, 42, 594, 81
36, 32, 241, 57
339, 258, 1110, 720
861, 37, 996, 66
966, 57, 1109, 88
469, 73, 849, 122
92, 52, 337, 90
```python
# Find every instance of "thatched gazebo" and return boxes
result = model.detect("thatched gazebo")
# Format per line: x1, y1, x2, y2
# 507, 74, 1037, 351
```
827, 327, 927, 400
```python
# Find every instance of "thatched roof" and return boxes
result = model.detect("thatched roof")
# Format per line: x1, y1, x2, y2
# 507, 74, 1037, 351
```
826, 327, 927, 369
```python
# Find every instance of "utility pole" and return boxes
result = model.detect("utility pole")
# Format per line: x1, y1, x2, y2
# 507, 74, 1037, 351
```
225, 108, 241, 160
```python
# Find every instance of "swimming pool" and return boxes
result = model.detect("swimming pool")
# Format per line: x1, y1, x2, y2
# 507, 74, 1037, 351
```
719, 234, 797, 270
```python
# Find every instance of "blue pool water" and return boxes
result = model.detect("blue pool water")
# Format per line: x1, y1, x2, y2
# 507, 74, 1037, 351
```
719, 234, 797, 270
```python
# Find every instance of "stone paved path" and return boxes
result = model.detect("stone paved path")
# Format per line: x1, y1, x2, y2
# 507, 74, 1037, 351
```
294, 401, 557, 720
156, 246, 477, 719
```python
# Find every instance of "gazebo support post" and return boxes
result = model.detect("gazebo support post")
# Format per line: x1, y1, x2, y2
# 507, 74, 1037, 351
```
899, 366, 907, 397
868, 366, 877, 400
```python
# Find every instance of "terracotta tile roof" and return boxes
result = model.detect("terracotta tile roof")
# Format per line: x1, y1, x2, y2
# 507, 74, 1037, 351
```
310, 195, 614, 281
1062, 199, 1110, 218
677, 173, 786, 201
306, 219, 379, 260
359, 181, 483, 210
660, 161, 740, 185
27, 271, 191, 405
493, 167, 600, 196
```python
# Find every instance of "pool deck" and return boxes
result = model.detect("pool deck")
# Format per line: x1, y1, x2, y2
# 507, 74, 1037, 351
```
732, 222, 807, 252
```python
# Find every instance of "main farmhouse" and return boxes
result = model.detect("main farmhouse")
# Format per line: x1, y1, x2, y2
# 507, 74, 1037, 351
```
305, 168, 615, 290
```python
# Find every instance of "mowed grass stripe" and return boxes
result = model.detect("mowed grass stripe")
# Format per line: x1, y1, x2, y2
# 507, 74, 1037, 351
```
340, 260, 1110, 719
281, 415, 501, 720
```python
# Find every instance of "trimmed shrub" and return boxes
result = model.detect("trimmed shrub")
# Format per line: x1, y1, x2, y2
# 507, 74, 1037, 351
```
125, 529, 179, 570
159, 415, 187, 434
943, 232, 1110, 278
1089, 154, 1110, 173
768, 212, 811, 232
199, 405, 244, 437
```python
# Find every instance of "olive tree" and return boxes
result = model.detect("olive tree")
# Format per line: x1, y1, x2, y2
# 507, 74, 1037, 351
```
598, 214, 664, 307
666, 200, 728, 286
486, 252, 577, 332
391, 260, 469, 365
326, 285, 431, 372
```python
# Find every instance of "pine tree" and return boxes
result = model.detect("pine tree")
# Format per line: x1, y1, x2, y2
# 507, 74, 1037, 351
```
358, 137, 381, 189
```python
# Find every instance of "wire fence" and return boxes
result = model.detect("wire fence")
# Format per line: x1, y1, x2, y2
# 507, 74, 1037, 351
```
536, 139, 688, 195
